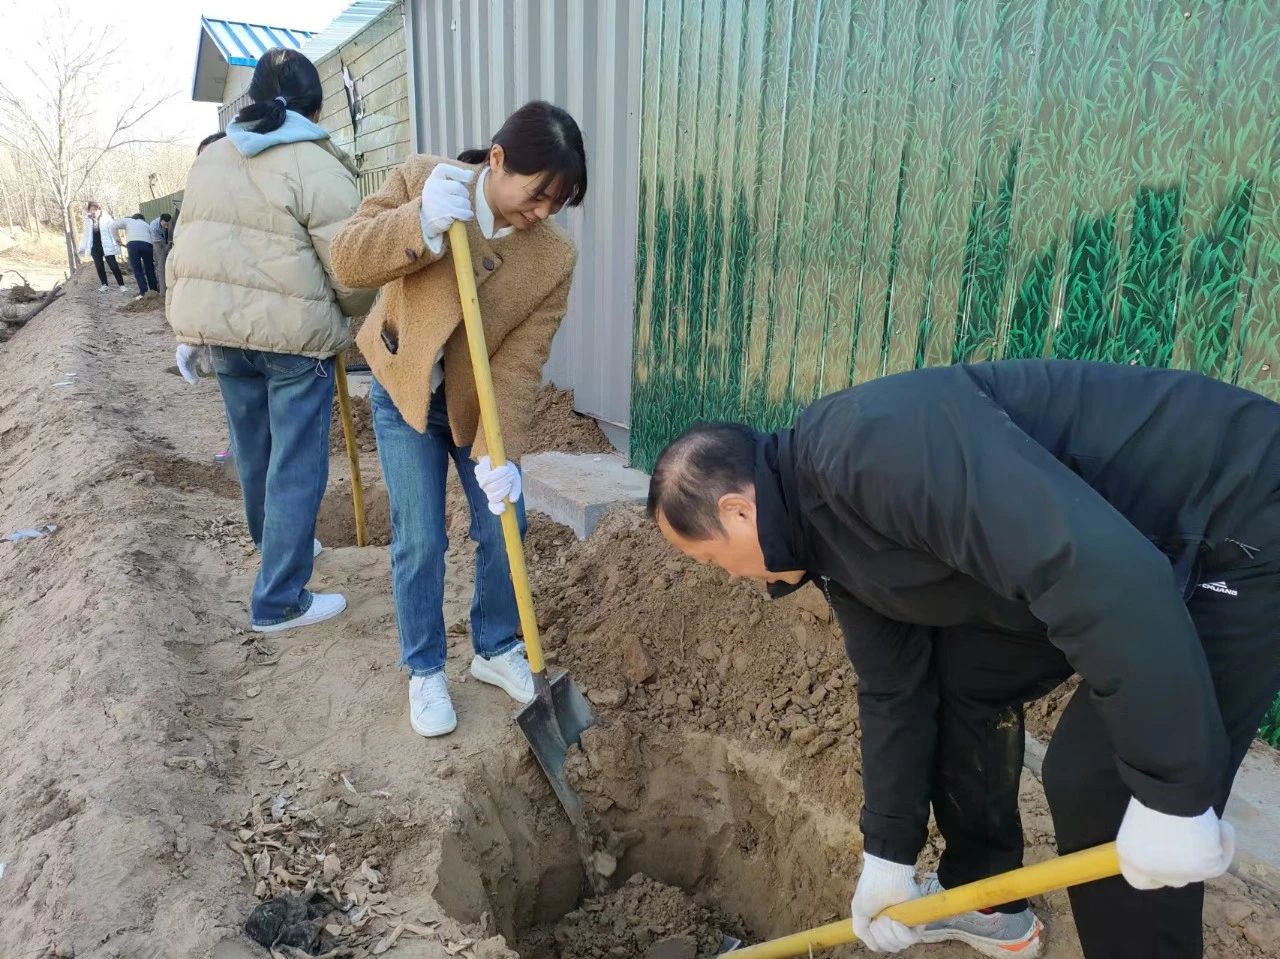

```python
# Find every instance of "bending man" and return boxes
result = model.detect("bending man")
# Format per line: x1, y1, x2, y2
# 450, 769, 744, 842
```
648, 360, 1280, 959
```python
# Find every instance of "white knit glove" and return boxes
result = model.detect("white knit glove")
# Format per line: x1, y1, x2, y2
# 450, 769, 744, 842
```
851, 853, 922, 952
175, 344, 210, 385
1116, 797, 1234, 890
474, 456, 521, 516
420, 164, 475, 253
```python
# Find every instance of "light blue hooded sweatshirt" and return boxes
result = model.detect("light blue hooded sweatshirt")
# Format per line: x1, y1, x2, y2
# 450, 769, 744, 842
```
224, 110, 331, 157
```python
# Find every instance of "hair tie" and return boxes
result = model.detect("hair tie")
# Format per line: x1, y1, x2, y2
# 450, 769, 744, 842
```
275, 96, 288, 107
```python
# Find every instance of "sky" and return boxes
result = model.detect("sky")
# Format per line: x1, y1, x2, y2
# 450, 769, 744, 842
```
1, 0, 352, 144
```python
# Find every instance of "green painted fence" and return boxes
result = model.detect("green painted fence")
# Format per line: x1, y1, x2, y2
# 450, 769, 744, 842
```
629, 0, 1280, 468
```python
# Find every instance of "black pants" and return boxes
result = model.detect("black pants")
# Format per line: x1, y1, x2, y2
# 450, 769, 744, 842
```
91, 247, 124, 286
933, 532, 1280, 958
126, 240, 158, 295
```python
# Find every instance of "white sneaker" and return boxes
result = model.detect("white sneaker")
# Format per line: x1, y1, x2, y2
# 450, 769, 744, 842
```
98, 284, 109, 292
470, 647, 535, 704
409, 673, 457, 737
313, 538, 323, 557
251, 592, 347, 633
119, 286, 132, 294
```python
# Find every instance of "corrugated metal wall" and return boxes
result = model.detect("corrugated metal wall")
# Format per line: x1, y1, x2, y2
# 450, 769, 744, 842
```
406, 0, 645, 445
629, 0, 1280, 470
140, 191, 183, 223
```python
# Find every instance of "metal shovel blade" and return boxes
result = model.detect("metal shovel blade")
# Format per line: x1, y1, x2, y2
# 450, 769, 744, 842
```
717, 936, 743, 954
515, 670, 597, 819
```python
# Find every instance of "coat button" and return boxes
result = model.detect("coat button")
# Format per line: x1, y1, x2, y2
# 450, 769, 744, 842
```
482, 257, 496, 271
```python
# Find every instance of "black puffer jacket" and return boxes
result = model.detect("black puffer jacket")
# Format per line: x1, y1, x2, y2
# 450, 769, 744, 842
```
756, 360, 1280, 863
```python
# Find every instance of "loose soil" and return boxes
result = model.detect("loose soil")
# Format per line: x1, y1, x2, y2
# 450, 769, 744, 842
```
0, 265, 1277, 959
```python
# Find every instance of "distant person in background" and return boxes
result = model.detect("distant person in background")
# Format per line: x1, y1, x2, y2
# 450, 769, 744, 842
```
113, 213, 159, 299
167, 48, 374, 634
79, 201, 128, 293
149, 213, 172, 294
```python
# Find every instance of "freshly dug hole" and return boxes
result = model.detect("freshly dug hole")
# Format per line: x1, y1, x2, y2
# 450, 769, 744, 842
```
435, 727, 861, 958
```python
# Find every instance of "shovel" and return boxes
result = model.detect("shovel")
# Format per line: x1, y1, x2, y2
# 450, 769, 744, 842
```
334, 354, 367, 547
717, 841, 1121, 957
446, 221, 598, 843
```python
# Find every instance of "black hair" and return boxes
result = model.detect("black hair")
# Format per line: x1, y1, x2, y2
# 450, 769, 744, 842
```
159, 213, 172, 222
646, 422, 758, 539
197, 131, 227, 154
457, 100, 587, 207
131, 213, 145, 220
234, 48, 323, 135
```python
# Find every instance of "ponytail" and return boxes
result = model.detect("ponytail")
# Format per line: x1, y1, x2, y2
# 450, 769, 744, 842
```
236, 97, 288, 135
456, 147, 491, 164
234, 48, 323, 134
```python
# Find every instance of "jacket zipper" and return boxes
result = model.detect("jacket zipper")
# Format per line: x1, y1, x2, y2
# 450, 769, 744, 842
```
1226, 537, 1260, 559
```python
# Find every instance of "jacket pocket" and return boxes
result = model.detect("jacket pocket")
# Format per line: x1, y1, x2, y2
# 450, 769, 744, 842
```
264, 353, 318, 378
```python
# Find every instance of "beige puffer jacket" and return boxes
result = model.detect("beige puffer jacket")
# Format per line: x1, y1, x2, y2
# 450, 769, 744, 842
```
166, 127, 375, 357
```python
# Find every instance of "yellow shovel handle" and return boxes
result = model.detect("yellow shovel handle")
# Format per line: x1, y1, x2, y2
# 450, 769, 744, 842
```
334, 354, 367, 547
728, 842, 1120, 959
447, 221, 546, 674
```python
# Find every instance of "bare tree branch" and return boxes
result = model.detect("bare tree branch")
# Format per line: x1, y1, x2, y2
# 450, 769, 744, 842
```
0, 5, 176, 268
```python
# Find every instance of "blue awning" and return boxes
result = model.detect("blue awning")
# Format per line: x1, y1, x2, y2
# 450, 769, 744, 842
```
192, 16, 316, 102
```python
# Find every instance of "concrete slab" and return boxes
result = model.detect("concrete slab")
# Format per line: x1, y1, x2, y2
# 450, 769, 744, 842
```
1024, 733, 1280, 893
521, 451, 650, 540
344, 370, 372, 399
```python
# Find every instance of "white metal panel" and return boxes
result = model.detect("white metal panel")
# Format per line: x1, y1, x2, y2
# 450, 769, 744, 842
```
406, 0, 643, 440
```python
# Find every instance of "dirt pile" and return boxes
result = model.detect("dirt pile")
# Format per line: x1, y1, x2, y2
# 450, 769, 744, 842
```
330, 391, 377, 454
528, 509, 863, 810
526, 387, 614, 455
120, 290, 163, 313
521, 874, 738, 959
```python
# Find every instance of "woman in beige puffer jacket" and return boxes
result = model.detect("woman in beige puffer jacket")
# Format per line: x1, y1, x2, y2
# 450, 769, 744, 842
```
167, 48, 374, 635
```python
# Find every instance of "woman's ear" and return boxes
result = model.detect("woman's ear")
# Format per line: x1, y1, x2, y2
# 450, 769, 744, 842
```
489, 144, 506, 175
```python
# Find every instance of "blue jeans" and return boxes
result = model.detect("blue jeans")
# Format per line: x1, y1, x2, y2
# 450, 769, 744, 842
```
126, 240, 157, 294
211, 347, 335, 626
371, 377, 526, 676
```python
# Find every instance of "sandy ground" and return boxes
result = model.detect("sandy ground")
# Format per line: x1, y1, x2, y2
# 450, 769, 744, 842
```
1, 268, 1278, 959
0, 249, 69, 293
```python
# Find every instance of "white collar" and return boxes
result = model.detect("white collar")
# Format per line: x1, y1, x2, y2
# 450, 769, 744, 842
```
475, 168, 515, 241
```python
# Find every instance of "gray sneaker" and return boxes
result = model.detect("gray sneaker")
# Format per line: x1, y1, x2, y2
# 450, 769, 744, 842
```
918, 875, 1043, 957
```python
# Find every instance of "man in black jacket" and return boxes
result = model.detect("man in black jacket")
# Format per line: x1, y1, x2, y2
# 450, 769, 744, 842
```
647, 361, 1280, 959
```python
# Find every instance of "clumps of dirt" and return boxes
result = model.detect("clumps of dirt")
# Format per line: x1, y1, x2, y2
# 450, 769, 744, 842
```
330, 391, 376, 454
120, 290, 163, 313
187, 513, 256, 556
528, 507, 865, 811
521, 874, 738, 959
526, 386, 613, 455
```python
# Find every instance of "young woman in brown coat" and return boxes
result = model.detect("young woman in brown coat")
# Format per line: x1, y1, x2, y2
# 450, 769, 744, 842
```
331, 102, 587, 738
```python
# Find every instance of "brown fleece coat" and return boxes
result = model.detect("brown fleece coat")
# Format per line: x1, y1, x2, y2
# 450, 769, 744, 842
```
329, 155, 576, 461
